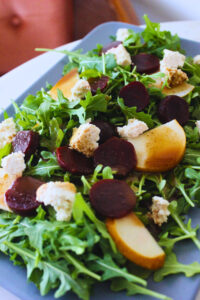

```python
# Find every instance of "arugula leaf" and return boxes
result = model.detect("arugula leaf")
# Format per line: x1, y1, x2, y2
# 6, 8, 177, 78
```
40, 118, 64, 151
0, 143, 12, 165
154, 252, 200, 282
26, 151, 63, 178
90, 253, 146, 286
183, 59, 200, 85
73, 193, 116, 252
63, 62, 79, 75
80, 92, 108, 113
4, 241, 90, 300
117, 98, 154, 128
80, 69, 101, 79
64, 252, 101, 280
79, 53, 117, 73
169, 201, 200, 250
159, 232, 196, 252
142, 15, 182, 58
111, 278, 171, 300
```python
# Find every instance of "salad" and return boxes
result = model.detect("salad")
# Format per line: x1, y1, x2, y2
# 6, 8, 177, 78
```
1, 16, 200, 300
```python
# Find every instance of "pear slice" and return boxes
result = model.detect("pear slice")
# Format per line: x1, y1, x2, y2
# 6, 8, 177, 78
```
162, 82, 194, 97
106, 212, 165, 270
49, 68, 79, 100
128, 120, 186, 172
0, 169, 16, 211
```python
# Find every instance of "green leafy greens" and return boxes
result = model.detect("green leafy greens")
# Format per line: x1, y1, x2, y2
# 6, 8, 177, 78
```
0, 15, 200, 300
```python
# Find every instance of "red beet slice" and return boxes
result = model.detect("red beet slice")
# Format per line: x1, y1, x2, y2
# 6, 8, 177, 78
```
56, 146, 93, 175
5, 176, 43, 216
89, 76, 109, 95
91, 120, 117, 144
158, 95, 189, 125
101, 41, 121, 54
132, 53, 160, 74
119, 81, 149, 111
90, 179, 136, 218
93, 137, 137, 176
12, 130, 39, 161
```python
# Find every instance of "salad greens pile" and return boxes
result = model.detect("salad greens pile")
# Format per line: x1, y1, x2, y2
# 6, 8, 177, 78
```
1, 15, 200, 300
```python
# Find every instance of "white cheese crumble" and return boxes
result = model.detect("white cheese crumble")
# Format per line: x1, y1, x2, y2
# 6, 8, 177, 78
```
159, 50, 187, 88
106, 44, 131, 67
196, 121, 200, 134
1, 152, 26, 178
116, 28, 130, 42
0, 118, 16, 149
117, 119, 148, 139
36, 181, 76, 221
160, 49, 186, 71
150, 196, 170, 226
69, 123, 100, 157
71, 79, 91, 100
193, 55, 200, 65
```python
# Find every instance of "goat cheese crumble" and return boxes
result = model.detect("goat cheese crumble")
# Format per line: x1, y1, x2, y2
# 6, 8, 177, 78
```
71, 79, 91, 100
0, 118, 16, 149
150, 196, 170, 226
117, 119, 148, 139
1, 152, 26, 178
116, 28, 130, 42
36, 181, 76, 221
106, 44, 131, 66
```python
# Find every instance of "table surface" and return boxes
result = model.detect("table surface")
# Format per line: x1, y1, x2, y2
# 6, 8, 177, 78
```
0, 21, 200, 300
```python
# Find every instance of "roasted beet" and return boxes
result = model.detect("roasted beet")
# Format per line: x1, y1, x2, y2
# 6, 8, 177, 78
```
131, 53, 160, 74
101, 41, 121, 54
94, 137, 137, 176
5, 176, 43, 216
91, 120, 116, 144
90, 179, 136, 218
158, 95, 189, 125
119, 81, 149, 111
56, 146, 93, 175
12, 130, 39, 161
89, 76, 109, 95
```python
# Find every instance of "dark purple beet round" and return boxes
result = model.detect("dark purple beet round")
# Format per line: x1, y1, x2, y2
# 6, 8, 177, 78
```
119, 81, 150, 111
89, 76, 109, 95
12, 130, 39, 161
131, 53, 160, 74
5, 176, 43, 216
94, 137, 137, 177
90, 179, 136, 218
158, 95, 189, 125
101, 41, 121, 54
91, 120, 116, 144
56, 146, 94, 175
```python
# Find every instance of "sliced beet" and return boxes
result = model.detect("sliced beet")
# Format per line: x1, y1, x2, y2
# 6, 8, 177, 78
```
12, 130, 39, 161
5, 176, 43, 216
101, 41, 121, 54
56, 146, 93, 175
119, 81, 149, 111
131, 53, 160, 74
158, 95, 189, 125
93, 137, 137, 176
91, 120, 116, 144
89, 76, 109, 95
90, 179, 136, 218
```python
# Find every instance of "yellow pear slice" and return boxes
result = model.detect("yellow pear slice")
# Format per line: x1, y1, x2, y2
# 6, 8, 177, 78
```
0, 169, 16, 211
129, 120, 186, 172
49, 68, 79, 100
106, 212, 165, 270
162, 82, 194, 97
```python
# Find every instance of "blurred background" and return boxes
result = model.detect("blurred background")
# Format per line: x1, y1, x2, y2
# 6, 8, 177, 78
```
1, 0, 200, 75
